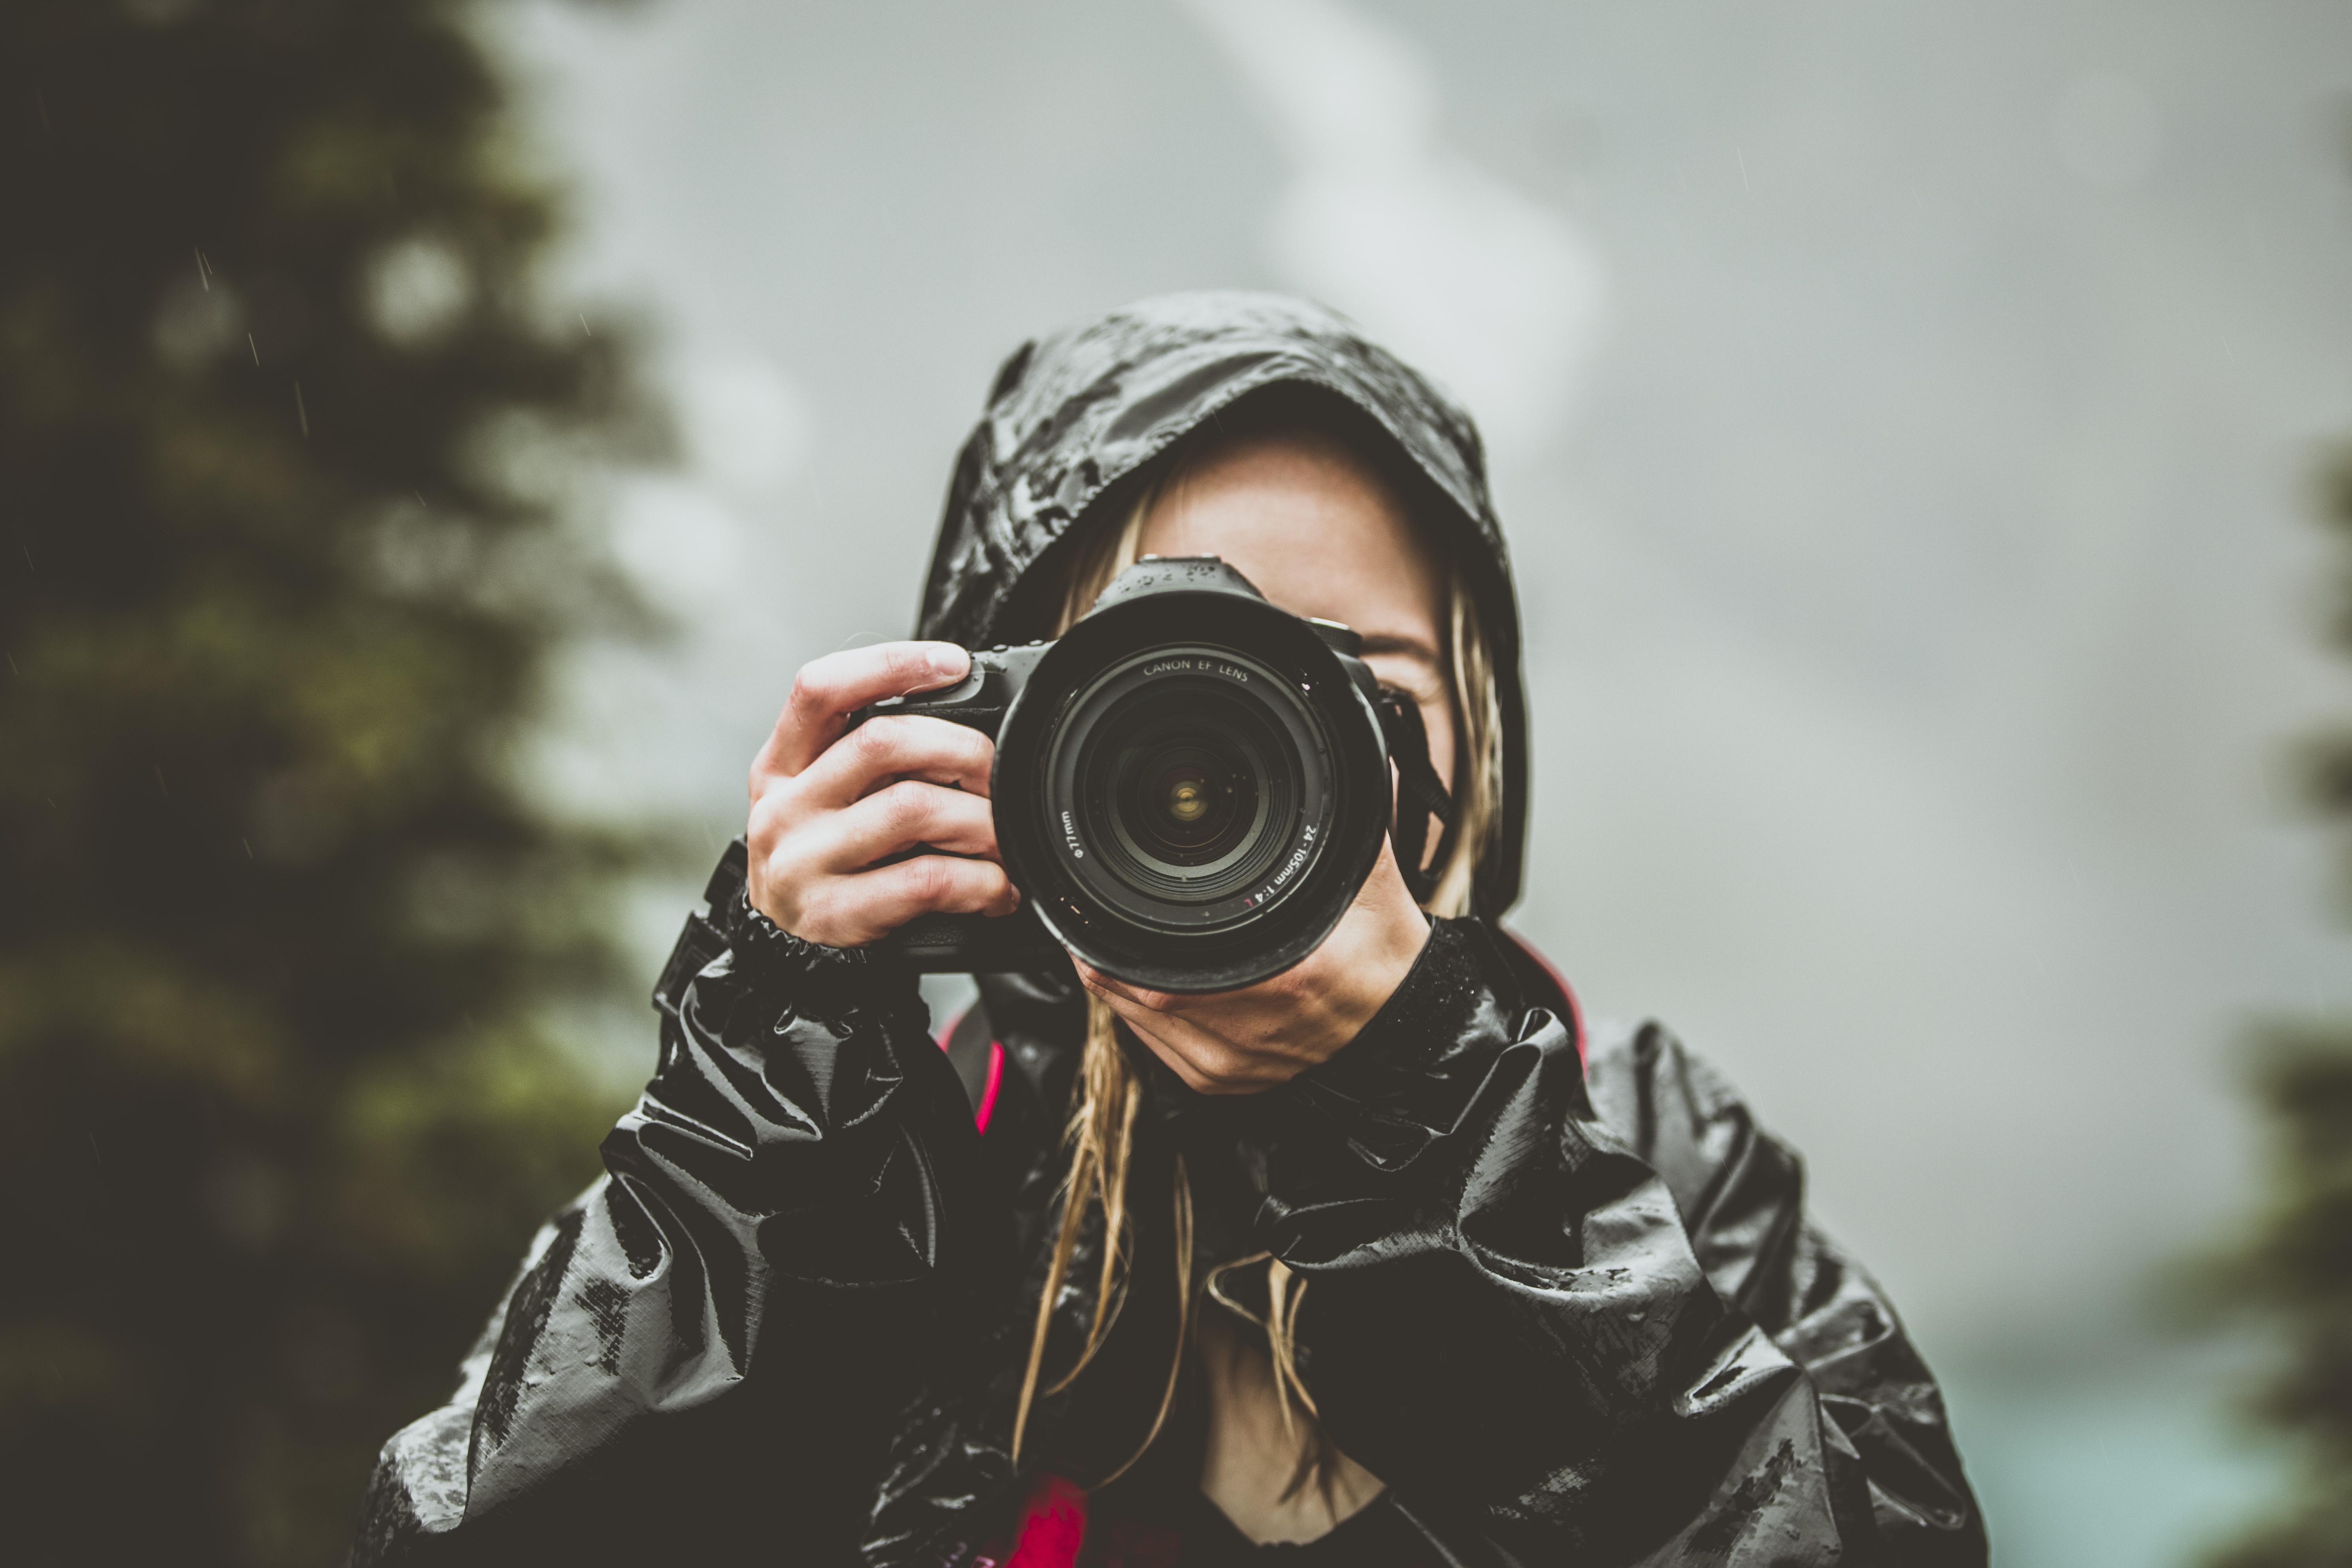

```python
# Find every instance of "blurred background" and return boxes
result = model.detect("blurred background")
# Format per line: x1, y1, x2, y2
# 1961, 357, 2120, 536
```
5, 1, 2350, 1564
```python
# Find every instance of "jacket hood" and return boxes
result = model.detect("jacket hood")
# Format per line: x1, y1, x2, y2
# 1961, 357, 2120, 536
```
914, 291, 1529, 919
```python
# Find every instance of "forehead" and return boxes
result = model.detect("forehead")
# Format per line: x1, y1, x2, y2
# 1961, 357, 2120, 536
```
1138, 431, 1445, 649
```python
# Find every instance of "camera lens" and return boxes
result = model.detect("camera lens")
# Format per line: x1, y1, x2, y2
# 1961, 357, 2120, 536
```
985, 562, 1393, 994
1045, 649, 1326, 931
1086, 681, 1289, 893
1081, 683, 1292, 906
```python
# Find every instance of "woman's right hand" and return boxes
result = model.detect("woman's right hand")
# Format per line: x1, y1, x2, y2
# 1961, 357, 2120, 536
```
745, 641, 1019, 948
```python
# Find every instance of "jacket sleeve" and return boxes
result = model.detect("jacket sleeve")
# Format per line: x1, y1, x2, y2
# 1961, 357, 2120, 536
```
349, 882, 1008, 1566
1254, 918, 1986, 1567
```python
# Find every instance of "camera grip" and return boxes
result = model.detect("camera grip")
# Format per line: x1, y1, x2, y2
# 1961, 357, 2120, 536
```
851, 642, 1058, 973
883, 906, 1063, 972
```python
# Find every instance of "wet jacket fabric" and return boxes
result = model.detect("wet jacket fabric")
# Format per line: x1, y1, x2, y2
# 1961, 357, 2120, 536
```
350, 294, 1986, 1566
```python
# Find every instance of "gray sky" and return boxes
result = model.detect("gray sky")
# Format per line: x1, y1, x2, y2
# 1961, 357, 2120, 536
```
489, 2, 2352, 1558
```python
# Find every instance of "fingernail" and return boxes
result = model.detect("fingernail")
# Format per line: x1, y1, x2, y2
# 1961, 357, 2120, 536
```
930, 644, 969, 678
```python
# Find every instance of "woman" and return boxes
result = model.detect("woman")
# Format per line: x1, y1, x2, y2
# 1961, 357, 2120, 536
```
353, 293, 1986, 1566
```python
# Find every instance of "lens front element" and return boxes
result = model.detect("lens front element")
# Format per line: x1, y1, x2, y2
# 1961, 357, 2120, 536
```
1123, 742, 1254, 862
1049, 648, 1329, 934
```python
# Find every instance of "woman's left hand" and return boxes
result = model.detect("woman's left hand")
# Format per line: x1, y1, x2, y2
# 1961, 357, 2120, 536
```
1073, 836, 1432, 1095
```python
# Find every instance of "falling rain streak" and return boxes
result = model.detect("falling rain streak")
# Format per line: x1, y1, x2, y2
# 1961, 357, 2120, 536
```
294, 381, 309, 437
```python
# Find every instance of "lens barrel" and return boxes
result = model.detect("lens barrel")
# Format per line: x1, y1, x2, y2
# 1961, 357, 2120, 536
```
991, 559, 1390, 993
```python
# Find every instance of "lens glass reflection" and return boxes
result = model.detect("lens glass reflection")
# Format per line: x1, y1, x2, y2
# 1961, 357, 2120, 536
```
1116, 739, 1256, 865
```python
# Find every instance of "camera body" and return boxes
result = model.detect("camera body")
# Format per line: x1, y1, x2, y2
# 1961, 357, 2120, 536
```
864, 557, 1394, 994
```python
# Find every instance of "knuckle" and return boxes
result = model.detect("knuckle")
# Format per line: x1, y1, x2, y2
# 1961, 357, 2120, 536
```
906, 853, 956, 907
746, 809, 787, 861
788, 664, 835, 714
762, 834, 812, 885
752, 777, 810, 834
881, 778, 932, 831
845, 721, 891, 770
1196, 1043, 1242, 1079
1192, 1060, 1238, 1094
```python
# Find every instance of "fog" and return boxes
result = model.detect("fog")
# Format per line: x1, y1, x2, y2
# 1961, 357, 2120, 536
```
491, 2, 2352, 1560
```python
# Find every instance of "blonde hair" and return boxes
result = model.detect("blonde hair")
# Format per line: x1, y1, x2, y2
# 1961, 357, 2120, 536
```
1009, 418, 1505, 1491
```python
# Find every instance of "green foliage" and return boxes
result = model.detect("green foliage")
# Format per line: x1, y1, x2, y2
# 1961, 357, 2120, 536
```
0, 2, 663, 1562
2205, 1028, 2352, 1568
2202, 457, 2352, 1564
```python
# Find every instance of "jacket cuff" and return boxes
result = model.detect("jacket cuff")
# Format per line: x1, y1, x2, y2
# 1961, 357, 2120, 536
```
1273, 917, 1533, 1170
716, 887, 873, 975
704, 890, 929, 1038
651, 838, 894, 1023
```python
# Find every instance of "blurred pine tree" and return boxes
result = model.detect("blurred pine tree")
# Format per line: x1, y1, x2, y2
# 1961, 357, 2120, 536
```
2204, 294, 2352, 1568
2207, 1030, 2352, 1568
0, 3, 665, 1562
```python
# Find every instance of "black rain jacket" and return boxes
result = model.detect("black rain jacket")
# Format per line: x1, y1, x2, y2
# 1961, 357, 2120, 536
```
350, 294, 1986, 1566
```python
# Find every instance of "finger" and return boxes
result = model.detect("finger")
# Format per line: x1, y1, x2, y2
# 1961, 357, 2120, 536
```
753, 642, 971, 785
811, 854, 1019, 944
743, 717, 992, 872
809, 779, 1000, 871
794, 713, 995, 809
1071, 958, 1196, 1017
1081, 959, 1303, 1018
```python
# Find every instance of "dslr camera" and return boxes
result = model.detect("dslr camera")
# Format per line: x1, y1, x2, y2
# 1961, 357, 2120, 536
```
864, 556, 1402, 994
